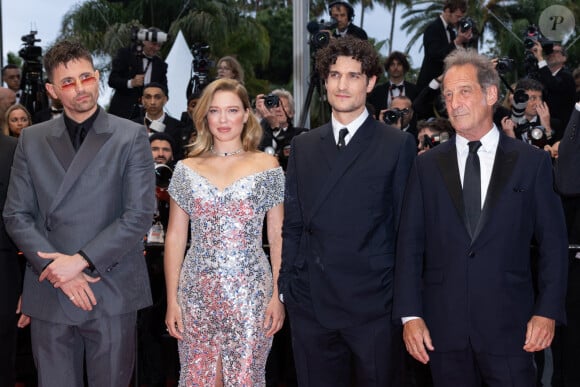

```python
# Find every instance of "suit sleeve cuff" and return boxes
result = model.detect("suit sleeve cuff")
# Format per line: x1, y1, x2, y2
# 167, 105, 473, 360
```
78, 250, 96, 272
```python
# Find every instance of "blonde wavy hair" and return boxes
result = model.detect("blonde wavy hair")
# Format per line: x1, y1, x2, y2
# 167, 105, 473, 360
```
3, 103, 32, 137
188, 79, 262, 157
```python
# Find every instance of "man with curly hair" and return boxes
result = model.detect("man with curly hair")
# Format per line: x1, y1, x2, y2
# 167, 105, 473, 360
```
279, 36, 416, 386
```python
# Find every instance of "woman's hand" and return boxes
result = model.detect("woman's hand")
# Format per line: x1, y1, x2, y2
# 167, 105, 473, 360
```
165, 301, 184, 340
263, 296, 285, 337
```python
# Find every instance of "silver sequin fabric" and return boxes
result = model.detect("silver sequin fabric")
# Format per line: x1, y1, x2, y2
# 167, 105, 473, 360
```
168, 161, 285, 386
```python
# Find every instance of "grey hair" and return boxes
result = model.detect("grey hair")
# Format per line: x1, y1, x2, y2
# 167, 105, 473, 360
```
442, 48, 499, 93
271, 88, 295, 115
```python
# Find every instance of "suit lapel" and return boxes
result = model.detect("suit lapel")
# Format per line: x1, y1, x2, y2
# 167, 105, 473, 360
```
46, 117, 75, 172
435, 141, 470, 235
308, 119, 373, 222
48, 109, 113, 214
473, 136, 518, 239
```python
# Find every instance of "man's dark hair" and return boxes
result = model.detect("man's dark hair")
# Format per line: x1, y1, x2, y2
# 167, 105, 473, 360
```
384, 51, 410, 73
143, 82, 168, 97
149, 132, 175, 153
515, 78, 544, 94
315, 36, 382, 81
43, 40, 94, 83
2, 64, 20, 76
443, 0, 467, 12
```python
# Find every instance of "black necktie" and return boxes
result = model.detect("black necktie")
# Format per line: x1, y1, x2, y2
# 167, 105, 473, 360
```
145, 118, 152, 128
447, 25, 456, 43
337, 128, 349, 149
463, 141, 482, 235
73, 124, 87, 151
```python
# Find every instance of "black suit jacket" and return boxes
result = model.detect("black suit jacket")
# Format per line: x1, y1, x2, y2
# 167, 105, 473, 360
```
394, 133, 568, 355
134, 114, 185, 161
0, 134, 20, 316
108, 47, 168, 119
555, 106, 580, 196
416, 17, 456, 90
537, 66, 576, 130
279, 115, 416, 328
334, 23, 368, 40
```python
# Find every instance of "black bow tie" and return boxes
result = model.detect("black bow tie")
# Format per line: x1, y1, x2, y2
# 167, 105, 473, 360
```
390, 83, 404, 92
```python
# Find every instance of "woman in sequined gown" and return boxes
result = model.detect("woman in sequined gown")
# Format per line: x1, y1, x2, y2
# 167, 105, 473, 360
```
164, 78, 285, 386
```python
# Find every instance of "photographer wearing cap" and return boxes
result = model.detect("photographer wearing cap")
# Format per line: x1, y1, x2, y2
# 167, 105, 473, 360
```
329, 1, 367, 40
108, 27, 168, 119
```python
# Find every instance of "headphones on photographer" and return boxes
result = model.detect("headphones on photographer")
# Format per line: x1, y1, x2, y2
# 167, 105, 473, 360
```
328, 1, 354, 22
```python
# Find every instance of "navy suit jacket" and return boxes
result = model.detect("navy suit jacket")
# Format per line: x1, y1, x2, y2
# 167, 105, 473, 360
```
280, 114, 416, 329
393, 133, 568, 355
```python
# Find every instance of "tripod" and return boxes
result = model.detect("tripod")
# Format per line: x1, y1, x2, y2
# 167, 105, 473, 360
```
298, 57, 329, 129
20, 66, 48, 116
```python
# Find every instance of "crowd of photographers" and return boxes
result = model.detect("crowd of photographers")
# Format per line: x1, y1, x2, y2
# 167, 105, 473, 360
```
1, 0, 580, 386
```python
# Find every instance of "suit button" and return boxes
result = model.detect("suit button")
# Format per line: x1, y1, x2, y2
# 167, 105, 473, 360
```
46, 226, 52, 232
468, 251, 475, 258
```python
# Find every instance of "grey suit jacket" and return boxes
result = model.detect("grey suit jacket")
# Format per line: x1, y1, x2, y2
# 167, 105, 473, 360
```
3, 107, 155, 324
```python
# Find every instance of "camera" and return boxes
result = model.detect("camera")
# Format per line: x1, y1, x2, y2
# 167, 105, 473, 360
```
422, 132, 450, 149
134, 28, 168, 44
383, 108, 409, 125
307, 18, 338, 50
458, 17, 474, 33
510, 88, 529, 123
262, 94, 280, 109
186, 43, 212, 98
515, 122, 548, 147
496, 57, 515, 75
18, 30, 48, 115
523, 25, 553, 55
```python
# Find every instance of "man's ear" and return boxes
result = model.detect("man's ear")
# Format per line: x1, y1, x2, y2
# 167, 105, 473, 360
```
45, 83, 58, 101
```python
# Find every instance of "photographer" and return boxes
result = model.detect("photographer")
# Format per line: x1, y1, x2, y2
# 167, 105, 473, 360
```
416, 117, 454, 155
529, 40, 576, 129
416, 0, 474, 91
501, 78, 562, 148
379, 96, 417, 140
108, 27, 168, 119
328, 1, 367, 40
256, 89, 305, 170
2, 64, 22, 102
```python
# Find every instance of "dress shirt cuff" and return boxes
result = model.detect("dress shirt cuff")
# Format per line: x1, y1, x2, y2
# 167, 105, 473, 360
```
429, 79, 441, 90
575, 103, 580, 112
127, 79, 133, 89
402, 316, 420, 324
537, 60, 548, 69
78, 250, 96, 272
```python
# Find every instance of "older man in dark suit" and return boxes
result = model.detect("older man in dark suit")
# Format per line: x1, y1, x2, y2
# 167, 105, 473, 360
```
279, 36, 415, 386
394, 48, 568, 387
3, 40, 155, 387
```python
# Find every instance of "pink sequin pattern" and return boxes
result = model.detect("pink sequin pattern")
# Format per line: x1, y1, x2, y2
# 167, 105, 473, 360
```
168, 162, 285, 386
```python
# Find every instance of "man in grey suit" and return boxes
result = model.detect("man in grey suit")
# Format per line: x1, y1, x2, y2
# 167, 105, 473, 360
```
3, 40, 155, 387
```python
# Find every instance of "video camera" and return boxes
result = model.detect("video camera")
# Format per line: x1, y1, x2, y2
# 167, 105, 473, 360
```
383, 108, 410, 125
307, 18, 338, 50
130, 26, 168, 56
18, 30, 48, 115
186, 43, 212, 98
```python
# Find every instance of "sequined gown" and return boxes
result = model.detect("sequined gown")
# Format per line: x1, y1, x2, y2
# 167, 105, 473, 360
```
168, 161, 285, 386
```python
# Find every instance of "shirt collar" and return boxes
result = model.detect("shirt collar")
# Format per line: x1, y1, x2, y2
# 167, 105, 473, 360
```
332, 109, 369, 142
456, 125, 499, 155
